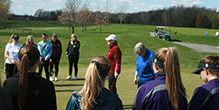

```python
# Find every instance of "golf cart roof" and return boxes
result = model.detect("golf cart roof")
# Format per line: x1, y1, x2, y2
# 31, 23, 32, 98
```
156, 26, 170, 29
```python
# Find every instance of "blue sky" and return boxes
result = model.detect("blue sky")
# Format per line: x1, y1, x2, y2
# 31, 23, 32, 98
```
11, 0, 219, 16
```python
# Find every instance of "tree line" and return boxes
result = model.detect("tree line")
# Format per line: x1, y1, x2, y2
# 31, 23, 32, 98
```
123, 5, 219, 29
1, 0, 219, 30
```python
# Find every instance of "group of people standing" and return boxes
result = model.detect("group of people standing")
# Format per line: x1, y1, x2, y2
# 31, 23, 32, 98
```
1, 33, 219, 110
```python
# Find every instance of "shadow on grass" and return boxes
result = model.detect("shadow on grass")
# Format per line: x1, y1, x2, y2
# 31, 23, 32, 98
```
123, 105, 132, 109
171, 39, 182, 42
54, 84, 84, 87
55, 90, 74, 92
59, 78, 85, 81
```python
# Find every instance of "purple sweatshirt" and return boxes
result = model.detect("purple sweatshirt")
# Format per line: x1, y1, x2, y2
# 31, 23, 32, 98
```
133, 71, 187, 110
188, 78, 219, 110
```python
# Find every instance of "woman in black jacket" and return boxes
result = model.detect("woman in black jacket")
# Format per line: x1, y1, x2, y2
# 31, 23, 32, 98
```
66, 34, 80, 80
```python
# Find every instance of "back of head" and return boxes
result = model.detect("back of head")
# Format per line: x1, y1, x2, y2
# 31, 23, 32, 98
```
134, 42, 145, 54
17, 44, 40, 110
199, 55, 219, 77
155, 47, 185, 110
78, 56, 110, 110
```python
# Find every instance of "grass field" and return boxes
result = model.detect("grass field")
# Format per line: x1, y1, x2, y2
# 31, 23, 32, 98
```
0, 20, 219, 110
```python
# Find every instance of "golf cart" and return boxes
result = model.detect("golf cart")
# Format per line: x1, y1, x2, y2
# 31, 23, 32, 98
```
150, 26, 171, 41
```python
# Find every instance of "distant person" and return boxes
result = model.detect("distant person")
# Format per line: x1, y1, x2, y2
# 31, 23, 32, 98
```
205, 32, 208, 36
174, 31, 178, 35
49, 33, 62, 81
105, 34, 122, 94
134, 42, 155, 88
3, 44, 57, 110
38, 33, 53, 80
66, 56, 123, 110
133, 47, 187, 110
4, 34, 14, 74
0, 78, 13, 110
216, 31, 218, 37
188, 55, 219, 110
66, 34, 80, 80
5, 34, 22, 78
23, 35, 37, 47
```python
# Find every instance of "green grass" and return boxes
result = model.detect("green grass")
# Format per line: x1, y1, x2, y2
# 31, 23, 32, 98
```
0, 20, 219, 110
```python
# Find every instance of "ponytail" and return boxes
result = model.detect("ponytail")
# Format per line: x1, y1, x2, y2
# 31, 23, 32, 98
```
17, 54, 29, 110
73, 56, 110, 110
164, 47, 185, 110
155, 47, 185, 110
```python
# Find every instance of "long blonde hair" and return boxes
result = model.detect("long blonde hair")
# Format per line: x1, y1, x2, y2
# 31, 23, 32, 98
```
25, 35, 35, 45
9, 34, 13, 43
155, 47, 186, 110
73, 56, 110, 110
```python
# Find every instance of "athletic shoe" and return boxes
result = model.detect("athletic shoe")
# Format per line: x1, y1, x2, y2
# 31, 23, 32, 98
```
55, 77, 58, 81
66, 76, 72, 80
73, 76, 78, 80
50, 76, 54, 81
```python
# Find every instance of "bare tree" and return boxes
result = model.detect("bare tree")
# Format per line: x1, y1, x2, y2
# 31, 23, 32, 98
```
58, 0, 81, 34
78, 0, 93, 32
117, 1, 128, 28
103, 0, 111, 28
0, 0, 12, 9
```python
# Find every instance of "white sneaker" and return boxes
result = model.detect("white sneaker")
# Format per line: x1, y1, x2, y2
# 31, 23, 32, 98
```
66, 76, 72, 80
55, 77, 58, 81
50, 76, 54, 81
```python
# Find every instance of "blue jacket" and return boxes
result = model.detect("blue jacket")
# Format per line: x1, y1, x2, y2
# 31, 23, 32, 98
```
133, 72, 187, 110
136, 48, 155, 83
66, 87, 123, 110
188, 78, 219, 110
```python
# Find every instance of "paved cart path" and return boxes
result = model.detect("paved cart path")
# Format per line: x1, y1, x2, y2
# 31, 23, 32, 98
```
172, 41, 219, 53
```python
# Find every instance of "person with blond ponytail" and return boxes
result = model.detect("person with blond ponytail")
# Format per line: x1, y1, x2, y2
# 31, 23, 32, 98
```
133, 47, 187, 110
188, 55, 219, 110
66, 56, 123, 110
3, 44, 57, 110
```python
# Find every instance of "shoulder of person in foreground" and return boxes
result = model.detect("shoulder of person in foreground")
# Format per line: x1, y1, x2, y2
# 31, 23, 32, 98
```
0, 87, 13, 110
93, 87, 123, 110
66, 89, 82, 110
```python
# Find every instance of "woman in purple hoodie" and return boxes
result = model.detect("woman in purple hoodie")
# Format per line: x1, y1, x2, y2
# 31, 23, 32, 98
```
133, 47, 187, 110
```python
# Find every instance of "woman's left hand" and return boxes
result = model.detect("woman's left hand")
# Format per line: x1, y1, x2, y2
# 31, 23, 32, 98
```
114, 71, 119, 78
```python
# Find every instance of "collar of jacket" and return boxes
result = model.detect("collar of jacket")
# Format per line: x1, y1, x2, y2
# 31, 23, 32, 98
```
108, 44, 117, 48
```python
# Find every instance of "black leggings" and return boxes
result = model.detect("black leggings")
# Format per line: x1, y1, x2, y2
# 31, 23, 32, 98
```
108, 73, 117, 94
6, 64, 18, 79
68, 55, 79, 76
38, 59, 50, 80
49, 56, 60, 77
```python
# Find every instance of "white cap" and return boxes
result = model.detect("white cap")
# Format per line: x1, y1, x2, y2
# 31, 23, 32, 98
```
105, 34, 117, 41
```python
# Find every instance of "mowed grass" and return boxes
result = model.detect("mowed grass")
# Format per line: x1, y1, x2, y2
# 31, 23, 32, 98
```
0, 20, 219, 110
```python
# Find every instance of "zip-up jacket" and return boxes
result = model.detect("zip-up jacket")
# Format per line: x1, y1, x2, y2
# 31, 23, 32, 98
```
66, 40, 80, 55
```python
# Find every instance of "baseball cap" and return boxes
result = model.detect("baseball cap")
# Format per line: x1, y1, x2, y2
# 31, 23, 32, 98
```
105, 34, 117, 41
12, 34, 19, 39
192, 63, 219, 74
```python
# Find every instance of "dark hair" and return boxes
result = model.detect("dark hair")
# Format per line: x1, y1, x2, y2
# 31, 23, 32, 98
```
17, 45, 40, 110
199, 55, 219, 77
41, 33, 47, 38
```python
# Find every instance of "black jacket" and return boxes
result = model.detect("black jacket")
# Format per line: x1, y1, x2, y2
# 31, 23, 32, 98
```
66, 40, 80, 55
0, 87, 13, 110
3, 72, 57, 110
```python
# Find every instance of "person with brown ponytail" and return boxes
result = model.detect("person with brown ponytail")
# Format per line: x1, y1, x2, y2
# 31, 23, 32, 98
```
3, 44, 57, 110
66, 56, 123, 110
188, 55, 219, 110
133, 47, 187, 110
